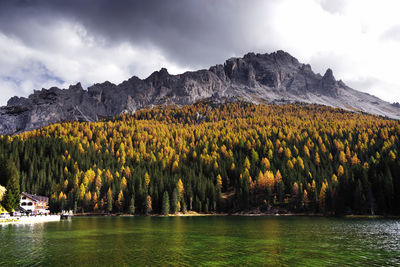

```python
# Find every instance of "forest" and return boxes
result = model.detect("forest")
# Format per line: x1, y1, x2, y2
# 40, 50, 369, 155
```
0, 101, 399, 216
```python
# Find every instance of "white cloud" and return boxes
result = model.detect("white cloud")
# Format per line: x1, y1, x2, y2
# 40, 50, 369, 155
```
262, 0, 400, 103
0, 22, 187, 105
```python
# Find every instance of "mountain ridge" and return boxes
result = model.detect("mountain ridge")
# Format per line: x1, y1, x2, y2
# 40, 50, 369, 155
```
1, 50, 399, 135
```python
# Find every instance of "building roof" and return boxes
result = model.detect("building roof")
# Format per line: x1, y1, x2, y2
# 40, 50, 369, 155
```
21, 192, 49, 203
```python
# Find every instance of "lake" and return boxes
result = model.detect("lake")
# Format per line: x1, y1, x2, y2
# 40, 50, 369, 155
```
1, 216, 399, 266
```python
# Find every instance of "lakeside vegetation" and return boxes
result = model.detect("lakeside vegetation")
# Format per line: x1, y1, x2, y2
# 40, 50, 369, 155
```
0, 102, 399, 216
0, 185, 7, 213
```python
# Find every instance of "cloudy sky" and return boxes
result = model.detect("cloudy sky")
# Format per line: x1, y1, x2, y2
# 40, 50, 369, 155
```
0, 0, 400, 106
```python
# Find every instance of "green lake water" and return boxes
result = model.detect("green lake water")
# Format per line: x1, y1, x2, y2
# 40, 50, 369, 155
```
0, 216, 399, 266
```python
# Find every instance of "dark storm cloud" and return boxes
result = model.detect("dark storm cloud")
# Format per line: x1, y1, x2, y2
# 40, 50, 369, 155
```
0, 0, 275, 69
0, 0, 399, 106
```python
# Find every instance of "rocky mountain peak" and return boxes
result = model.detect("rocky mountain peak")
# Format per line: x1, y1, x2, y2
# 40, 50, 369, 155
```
147, 68, 170, 80
69, 82, 84, 92
320, 68, 339, 97
7, 96, 25, 106
271, 50, 300, 65
323, 68, 334, 79
0, 50, 399, 135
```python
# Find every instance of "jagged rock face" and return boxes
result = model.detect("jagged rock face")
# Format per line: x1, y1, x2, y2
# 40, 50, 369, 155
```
0, 50, 399, 135
319, 69, 339, 97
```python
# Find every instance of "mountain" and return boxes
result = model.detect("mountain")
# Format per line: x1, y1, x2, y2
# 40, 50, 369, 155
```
1, 50, 399, 135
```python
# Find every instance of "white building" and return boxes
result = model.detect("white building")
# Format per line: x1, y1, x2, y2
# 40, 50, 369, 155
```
20, 192, 50, 214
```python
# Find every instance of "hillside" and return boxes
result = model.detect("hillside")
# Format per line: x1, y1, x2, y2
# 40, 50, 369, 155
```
1, 50, 399, 135
0, 102, 399, 215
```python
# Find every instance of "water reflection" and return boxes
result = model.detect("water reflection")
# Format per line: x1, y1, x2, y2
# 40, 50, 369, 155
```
0, 222, 49, 266
1, 217, 399, 266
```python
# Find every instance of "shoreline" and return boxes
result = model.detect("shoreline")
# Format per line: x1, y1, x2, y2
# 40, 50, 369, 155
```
72, 211, 400, 219
2, 213, 398, 224
0, 214, 61, 224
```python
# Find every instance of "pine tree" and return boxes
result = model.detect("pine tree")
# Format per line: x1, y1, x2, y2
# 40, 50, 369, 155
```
129, 196, 135, 214
162, 191, 170, 215
106, 188, 113, 213
0, 102, 399, 216
171, 187, 179, 213
145, 195, 152, 214
319, 181, 328, 213
2, 159, 20, 212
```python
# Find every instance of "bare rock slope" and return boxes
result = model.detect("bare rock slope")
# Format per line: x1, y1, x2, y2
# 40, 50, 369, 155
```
1, 50, 399, 135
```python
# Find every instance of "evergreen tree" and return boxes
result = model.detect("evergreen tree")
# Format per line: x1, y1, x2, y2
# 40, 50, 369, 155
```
171, 187, 179, 214
0, 158, 7, 186
2, 159, 20, 212
162, 191, 170, 215
106, 188, 113, 213
145, 195, 152, 214
129, 196, 135, 214
0, 102, 399, 216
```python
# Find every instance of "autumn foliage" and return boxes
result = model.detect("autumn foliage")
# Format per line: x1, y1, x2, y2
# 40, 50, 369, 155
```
0, 101, 399, 215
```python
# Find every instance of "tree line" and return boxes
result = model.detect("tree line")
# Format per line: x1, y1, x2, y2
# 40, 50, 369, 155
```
0, 101, 399, 215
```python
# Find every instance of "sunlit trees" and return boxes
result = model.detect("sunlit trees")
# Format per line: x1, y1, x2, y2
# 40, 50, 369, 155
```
144, 172, 150, 188
1, 101, 399, 215
116, 190, 124, 212
145, 195, 152, 214
216, 174, 222, 190
106, 188, 113, 213
338, 165, 344, 177
285, 148, 292, 159
339, 151, 347, 164
302, 189, 309, 209
177, 179, 184, 197
244, 157, 251, 170
319, 181, 328, 213
261, 157, 270, 170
